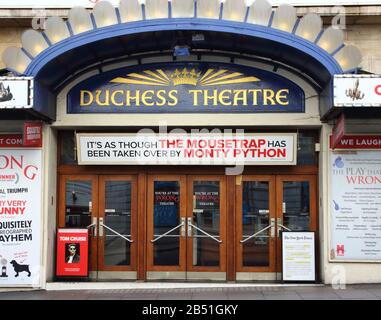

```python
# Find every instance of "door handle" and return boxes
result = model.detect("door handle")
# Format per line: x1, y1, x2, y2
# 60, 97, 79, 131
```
240, 219, 275, 243
99, 217, 104, 237
187, 217, 192, 237
270, 218, 275, 238
277, 218, 291, 236
180, 217, 186, 237
86, 217, 97, 237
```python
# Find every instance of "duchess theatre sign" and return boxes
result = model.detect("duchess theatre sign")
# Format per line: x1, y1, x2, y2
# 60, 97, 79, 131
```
77, 133, 297, 165
68, 63, 304, 114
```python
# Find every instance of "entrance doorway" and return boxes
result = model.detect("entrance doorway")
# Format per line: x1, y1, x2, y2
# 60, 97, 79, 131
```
58, 175, 138, 280
146, 175, 227, 280
235, 175, 317, 281
58, 173, 317, 282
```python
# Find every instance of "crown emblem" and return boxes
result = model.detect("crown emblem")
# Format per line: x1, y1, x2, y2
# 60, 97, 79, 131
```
171, 68, 201, 86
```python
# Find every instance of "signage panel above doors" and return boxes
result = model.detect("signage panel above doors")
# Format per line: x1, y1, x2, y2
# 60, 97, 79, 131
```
76, 133, 297, 166
67, 63, 305, 114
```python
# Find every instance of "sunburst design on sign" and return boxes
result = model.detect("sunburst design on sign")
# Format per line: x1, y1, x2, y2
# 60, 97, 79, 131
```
199, 69, 260, 86
110, 68, 260, 86
111, 69, 171, 86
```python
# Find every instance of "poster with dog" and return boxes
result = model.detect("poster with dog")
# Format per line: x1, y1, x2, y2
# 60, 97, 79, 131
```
0, 147, 42, 286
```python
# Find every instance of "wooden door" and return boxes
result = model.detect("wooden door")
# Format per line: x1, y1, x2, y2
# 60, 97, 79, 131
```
146, 175, 187, 276
236, 175, 276, 273
98, 175, 138, 273
275, 175, 318, 271
186, 175, 227, 276
58, 175, 99, 271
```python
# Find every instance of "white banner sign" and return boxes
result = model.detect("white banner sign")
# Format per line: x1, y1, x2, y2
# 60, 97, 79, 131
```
0, 78, 33, 109
334, 75, 381, 107
0, 0, 379, 8
330, 151, 381, 261
77, 133, 297, 165
0, 149, 42, 286
282, 232, 315, 282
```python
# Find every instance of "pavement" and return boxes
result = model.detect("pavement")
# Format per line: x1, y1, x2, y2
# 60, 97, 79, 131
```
0, 283, 381, 300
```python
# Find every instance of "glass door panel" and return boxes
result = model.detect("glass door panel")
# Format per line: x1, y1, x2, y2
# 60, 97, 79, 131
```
98, 176, 137, 272
276, 175, 317, 272
146, 175, 187, 274
282, 181, 310, 231
153, 181, 182, 266
59, 175, 98, 272
187, 176, 226, 274
236, 176, 276, 273
191, 180, 221, 267
64, 180, 92, 228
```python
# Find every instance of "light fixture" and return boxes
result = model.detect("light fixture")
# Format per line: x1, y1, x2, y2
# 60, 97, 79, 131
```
45, 17, 70, 44
222, 0, 247, 22
317, 26, 344, 54
246, 0, 272, 26
119, 0, 143, 22
93, 1, 118, 28
295, 13, 322, 42
2, 47, 32, 74
174, 45, 191, 56
21, 30, 49, 57
145, 0, 168, 19
271, 4, 296, 33
68, 6, 94, 35
171, 0, 194, 18
334, 45, 362, 71
197, 0, 220, 19
192, 34, 205, 42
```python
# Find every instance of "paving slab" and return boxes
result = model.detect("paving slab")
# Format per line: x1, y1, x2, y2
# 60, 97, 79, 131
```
334, 289, 378, 299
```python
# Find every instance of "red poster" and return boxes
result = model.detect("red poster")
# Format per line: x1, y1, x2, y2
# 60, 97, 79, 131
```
23, 122, 43, 147
330, 135, 381, 149
0, 134, 23, 148
56, 229, 89, 277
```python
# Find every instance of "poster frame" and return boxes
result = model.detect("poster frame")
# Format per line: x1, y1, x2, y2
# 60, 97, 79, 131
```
281, 231, 316, 283
76, 132, 298, 166
328, 150, 381, 263
55, 228, 90, 279
0, 147, 43, 288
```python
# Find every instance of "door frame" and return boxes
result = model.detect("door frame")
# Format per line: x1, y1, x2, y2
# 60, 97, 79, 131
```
186, 175, 227, 274
58, 174, 139, 277
146, 174, 227, 278
275, 174, 318, 272
58, 175, 99, 272
98, 175, 138, 272
235, 174, 318, 277
235, 175, 276, 273
146, 174, 187, 273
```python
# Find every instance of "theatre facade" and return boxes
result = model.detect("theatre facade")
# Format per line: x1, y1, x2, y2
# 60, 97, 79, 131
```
1, 0, 381, 289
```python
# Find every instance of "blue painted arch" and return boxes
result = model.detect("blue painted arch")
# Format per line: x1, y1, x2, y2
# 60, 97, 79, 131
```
26, 19, 342, 86
25, 18, 343, 119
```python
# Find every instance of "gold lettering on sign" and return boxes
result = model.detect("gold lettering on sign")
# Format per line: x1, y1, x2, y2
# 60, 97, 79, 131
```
126, 90, 140, 106
276, 89, 289, 105
77, 67, 294, 109
263, 89, 275, 105
168, 90, 178, 106
111, 90, 124, 107
80, 90, 94, 106
233, 90, 246, 106
142, 90, 155, 106
95, 90, 109, 106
